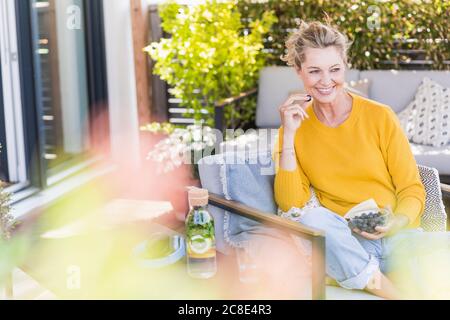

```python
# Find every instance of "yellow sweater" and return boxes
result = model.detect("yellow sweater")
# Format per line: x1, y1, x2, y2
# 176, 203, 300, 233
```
274, 92, 426, 228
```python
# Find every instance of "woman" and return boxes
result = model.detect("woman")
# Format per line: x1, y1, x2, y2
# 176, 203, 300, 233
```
273, 20, 443, 299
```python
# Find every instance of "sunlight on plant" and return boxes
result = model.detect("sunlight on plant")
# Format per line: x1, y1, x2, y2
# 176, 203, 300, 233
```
237, 0, 449, 70
146, 124, 216, 175
145, 0, 277, 127
0, 145, 31, 291
386, 233, 450, 299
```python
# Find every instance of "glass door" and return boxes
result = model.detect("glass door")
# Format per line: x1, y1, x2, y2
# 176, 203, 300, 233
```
0, 0, 27, 188
29, 0, 92, 180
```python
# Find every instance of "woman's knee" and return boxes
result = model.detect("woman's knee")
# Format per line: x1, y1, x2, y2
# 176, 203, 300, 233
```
299, 207, 347, 231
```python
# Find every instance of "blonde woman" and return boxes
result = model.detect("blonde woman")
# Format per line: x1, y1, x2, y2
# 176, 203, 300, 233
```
274, 20, 430, 299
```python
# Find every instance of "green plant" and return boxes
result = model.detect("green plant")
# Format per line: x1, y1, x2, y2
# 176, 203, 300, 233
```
0, 145, 15, 242
146, 124, 216, 178
140, 121, 175, 135
0, 184, 13, 241
0, 145, 20, 294
146, 0, 277, 128
237, 0, 449, 70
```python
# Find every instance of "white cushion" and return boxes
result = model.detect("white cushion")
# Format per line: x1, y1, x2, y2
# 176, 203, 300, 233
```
326, 285, 383, 300
411, 143, 450, 175
345, 78, 370, 98
397, 77, 450, 147
359, 70, 450, 113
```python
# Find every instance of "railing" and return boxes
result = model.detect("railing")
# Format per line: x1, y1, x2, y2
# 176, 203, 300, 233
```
214, 88, 258, 132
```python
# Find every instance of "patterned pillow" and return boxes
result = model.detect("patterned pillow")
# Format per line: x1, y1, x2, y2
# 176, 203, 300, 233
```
418, 165, 447, 232
277, 187, 321, 221
398, 77, 450, 147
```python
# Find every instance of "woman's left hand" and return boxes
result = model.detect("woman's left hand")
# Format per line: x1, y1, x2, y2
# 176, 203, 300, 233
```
352, 220, 395, 240
352, 214, 410, 240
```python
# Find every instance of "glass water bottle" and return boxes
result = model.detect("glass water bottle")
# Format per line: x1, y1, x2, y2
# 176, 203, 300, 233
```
185, 187, 217, 279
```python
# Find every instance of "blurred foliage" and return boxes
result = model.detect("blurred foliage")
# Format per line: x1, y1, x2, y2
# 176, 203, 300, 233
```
140, 122, 176, 135
0, 144, 15, 242
0, 145, 25, 289
0, 185, 13, 241
237, 0, 449, 70
146, 0, 277, 128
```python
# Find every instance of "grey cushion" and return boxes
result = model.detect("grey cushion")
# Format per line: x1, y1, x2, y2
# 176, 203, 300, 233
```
326, 286, 383, 300
199, 152, 280, 254
255, 66, 360, 128
360, 70, 450, 113
221, 151, 286, 248
411, 143, 450, 175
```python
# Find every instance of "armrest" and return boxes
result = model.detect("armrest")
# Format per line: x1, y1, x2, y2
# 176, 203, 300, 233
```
208, 192, 326, 300
214, 88, 258, 109
208, 193, 324, 240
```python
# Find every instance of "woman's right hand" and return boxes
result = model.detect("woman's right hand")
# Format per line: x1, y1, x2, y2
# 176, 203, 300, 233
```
278, 94, 312, 135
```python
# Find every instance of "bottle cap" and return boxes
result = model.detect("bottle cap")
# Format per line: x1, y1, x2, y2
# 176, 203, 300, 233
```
188, 187, 209, 207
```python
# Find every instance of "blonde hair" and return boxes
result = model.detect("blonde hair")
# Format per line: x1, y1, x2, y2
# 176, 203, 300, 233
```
280, 20, 352, 70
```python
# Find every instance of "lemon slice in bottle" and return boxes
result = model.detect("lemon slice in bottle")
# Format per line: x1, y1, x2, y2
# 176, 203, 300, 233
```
189, 235, 212, 255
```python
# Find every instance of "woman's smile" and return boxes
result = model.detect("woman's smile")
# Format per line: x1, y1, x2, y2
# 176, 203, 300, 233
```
315, 85, 336, 96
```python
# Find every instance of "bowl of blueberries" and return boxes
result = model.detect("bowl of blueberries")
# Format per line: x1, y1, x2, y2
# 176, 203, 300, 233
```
346, 209, 392, 234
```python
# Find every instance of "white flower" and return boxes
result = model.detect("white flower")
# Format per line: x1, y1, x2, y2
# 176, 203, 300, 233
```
146, 125, 215, 174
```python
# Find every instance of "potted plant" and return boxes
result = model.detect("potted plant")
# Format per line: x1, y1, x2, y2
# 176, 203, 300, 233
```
142, 122, 216, 220
0, 146, 17, 298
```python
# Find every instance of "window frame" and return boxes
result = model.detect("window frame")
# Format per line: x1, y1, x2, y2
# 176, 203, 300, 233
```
10, 0, 109, 192
0, 0, 28, 186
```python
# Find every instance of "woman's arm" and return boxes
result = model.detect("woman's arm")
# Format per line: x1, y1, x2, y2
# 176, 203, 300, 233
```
273, 126, 311, 212
381, 108, 426, 228
273, 94, 313, 212
279, 126, 297, 170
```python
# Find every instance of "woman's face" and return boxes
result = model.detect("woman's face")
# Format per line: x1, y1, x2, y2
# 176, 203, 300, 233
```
296, 46, 346, 104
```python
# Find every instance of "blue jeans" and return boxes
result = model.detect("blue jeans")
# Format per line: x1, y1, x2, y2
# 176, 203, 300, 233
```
296, 207, 450, 292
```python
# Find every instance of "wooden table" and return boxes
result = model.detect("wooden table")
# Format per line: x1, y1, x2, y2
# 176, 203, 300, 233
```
20, 217, 253, 299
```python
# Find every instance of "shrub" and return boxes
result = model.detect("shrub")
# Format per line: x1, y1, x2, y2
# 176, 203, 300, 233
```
237, 0, 449, 70
146, 0, 277, 127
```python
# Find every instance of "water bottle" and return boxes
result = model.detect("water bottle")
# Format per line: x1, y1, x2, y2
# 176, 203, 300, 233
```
185, 187, 217, 279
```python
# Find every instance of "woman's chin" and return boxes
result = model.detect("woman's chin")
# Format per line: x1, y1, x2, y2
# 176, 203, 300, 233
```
313, 93, 337, 104
312, 87, 343, 103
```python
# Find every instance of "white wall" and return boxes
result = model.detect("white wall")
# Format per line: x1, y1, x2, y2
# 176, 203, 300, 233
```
103, 0, 140, 167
